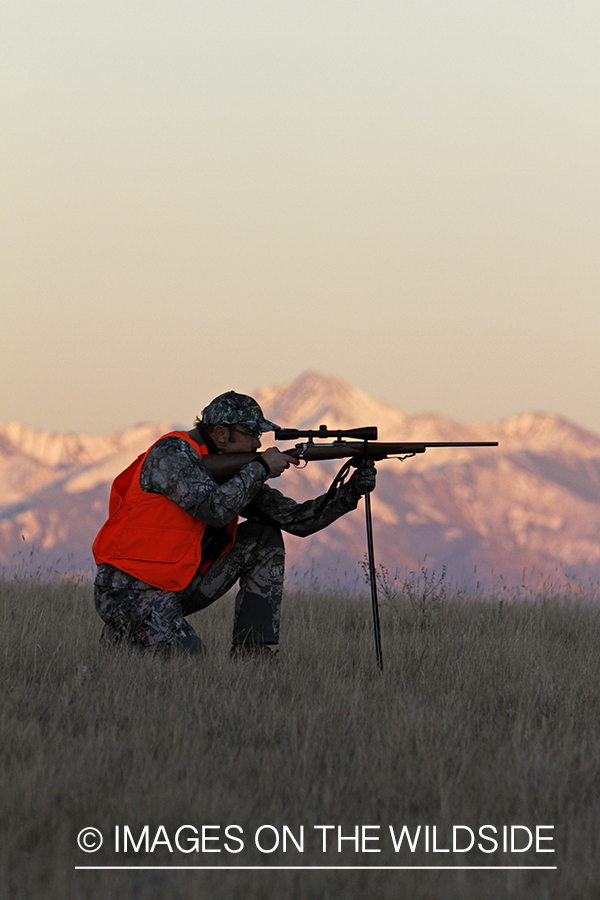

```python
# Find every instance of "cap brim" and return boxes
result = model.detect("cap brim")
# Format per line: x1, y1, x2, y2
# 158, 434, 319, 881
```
258, 418, 280, 433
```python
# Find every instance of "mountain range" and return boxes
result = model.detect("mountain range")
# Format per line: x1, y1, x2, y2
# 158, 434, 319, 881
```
2, 371, 600, 592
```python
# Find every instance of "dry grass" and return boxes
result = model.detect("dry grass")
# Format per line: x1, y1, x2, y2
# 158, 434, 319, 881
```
1, 573, 599, 899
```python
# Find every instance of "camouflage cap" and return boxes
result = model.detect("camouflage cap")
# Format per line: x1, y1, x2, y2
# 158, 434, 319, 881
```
201, 391, 279, 433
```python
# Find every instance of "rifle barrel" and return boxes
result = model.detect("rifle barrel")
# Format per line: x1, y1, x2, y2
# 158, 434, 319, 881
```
289, 441, 498, 461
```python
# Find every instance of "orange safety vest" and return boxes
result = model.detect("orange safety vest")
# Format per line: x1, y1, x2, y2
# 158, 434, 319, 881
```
92, 431, 238, 591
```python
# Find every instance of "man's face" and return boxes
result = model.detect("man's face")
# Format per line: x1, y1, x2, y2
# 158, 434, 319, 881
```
212, 424, 262, 453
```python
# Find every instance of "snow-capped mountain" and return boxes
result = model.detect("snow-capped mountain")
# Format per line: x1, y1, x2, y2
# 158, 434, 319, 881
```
2, 371, 600, 591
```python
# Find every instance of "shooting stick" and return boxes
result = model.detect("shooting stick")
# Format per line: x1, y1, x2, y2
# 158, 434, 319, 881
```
364, 484, 383, 671
272, 426, 498, 670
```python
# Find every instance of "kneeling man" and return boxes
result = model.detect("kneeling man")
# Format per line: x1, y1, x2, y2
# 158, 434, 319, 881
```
93, 391, 375, 656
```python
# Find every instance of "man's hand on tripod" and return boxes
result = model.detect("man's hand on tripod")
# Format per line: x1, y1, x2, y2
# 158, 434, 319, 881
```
349, 460, 377, 495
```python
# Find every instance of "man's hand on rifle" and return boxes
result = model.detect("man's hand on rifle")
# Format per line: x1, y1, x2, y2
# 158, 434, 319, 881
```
261, 447, 300, 478
348, 460, 377, 495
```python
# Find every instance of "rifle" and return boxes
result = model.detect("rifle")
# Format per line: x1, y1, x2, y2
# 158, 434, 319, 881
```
203, 426, 498, 670
202, 426, 497, 478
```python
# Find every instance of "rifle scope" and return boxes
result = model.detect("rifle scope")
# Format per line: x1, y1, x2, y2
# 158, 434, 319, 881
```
274, 425, 378, 441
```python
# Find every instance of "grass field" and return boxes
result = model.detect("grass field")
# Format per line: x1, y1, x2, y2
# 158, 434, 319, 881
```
1, 572, 599, 899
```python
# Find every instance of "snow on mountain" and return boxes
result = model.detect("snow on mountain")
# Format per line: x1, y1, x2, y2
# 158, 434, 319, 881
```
0, 421, 175, 574
2, 372, 600, 590
256, 371, 408, 439
0, 420, 182, 467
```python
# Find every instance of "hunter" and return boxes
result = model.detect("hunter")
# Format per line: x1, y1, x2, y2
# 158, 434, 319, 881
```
92, 391, 376, 656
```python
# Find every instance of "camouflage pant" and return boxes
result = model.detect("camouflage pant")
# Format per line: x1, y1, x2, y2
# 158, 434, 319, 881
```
94, 522, 284, 654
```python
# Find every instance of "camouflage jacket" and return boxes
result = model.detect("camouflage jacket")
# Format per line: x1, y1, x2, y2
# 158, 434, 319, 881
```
95, 434, 364, 592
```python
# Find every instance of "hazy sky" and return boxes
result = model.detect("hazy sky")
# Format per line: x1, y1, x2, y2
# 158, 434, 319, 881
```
2, 0, 599, 434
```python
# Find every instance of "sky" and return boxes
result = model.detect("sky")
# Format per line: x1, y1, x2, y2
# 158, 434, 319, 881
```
2, 0, 599, 435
